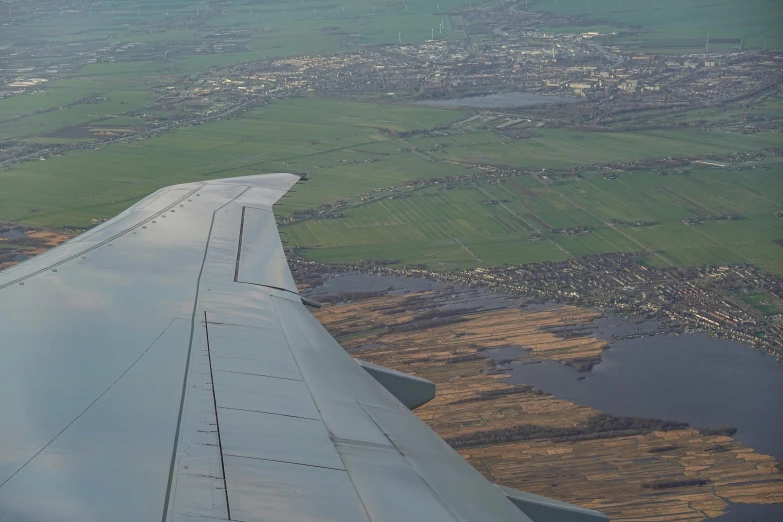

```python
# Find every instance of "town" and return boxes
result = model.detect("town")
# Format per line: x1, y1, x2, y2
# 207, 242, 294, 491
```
2, 1, 782, 167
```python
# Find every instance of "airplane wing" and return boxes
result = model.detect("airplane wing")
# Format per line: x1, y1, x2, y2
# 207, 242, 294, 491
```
0, 174, 607, 522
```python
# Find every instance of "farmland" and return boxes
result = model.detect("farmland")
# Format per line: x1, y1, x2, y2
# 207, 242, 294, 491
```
284, 164, 783, 274
0, 0, 468, 147
2, 93, 782, 275
533, 0, 783, 52
0, 99, 467, 227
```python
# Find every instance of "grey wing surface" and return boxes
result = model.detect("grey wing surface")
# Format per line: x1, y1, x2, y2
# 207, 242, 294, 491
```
0, 174, 607, 522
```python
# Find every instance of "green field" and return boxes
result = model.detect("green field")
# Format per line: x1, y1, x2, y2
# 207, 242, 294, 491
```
1, 0, 466, 58
284, 165, 783, 274
0, 99, 468, 226
405, 127, 783, 168
534, 0, 783, 51
1, 0, 782, 276
0, 0, 468, 144
2, 94, 781, 274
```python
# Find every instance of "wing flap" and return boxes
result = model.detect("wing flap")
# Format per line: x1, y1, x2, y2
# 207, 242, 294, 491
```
235, 206, 297, 293
355, 358, 436, 410
496, 485, 609, 522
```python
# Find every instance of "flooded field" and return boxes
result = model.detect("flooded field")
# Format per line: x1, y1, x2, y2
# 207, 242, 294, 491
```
0, 228, 27, 240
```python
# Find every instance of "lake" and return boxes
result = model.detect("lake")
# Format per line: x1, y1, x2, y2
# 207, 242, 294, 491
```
495, 317, 783, 460
414, 91, 576, 109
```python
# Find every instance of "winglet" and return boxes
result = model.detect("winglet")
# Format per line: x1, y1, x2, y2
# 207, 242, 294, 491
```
355, 359, 435, 410
495, 484, 608, 522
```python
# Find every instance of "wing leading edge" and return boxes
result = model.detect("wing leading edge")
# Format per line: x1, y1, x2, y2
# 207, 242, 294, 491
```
0, 174, 607, 522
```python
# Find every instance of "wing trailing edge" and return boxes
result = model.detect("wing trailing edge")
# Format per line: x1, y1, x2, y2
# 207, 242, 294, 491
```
496, 484, 609, 522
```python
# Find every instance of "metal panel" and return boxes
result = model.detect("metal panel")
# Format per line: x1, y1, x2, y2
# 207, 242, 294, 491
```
0, 186, 199, 284
236, 206, 297, 293
362, 404, 530, 522
223, 456, 370, 522
219, 408, 345, 470
212, 371, 320, 420
0, 320, 192, 522
271, 295, 409, 412
314, 397, 394, 447
207, 322, 302, 381
333, 441, 457, 522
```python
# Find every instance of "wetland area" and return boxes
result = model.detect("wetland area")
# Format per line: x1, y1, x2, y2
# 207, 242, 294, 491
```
305, 272, 783, 520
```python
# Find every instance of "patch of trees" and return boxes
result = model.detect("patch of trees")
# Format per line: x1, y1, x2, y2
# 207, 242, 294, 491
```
682, 214, 743, 226
647, 445, 678, 454
317, 290, 388, 304
317, 212, 345, 220
290, 199, 348, 218
608, 219, 659, 228
412, 307, 480, 322
404, 356, 432, 364
445, 353, 485, 364
551, 225, 597, 235
698, 426, 738, 437
450, 385, 534, 405
357, 259, 400, 266
642, 478, 710, 490
445, 413, 689, 449
374, 295, 431, 314
385, 316, 468, 333
566, 356, 601, 372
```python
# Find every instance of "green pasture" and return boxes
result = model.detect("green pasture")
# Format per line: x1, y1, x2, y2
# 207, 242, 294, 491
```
2, 94, 781, 274
0, 0, 468, 144
285, 164, 783, 274
0, 99, 467, 226
406, 126, 781, 168
533, 0, 782, 51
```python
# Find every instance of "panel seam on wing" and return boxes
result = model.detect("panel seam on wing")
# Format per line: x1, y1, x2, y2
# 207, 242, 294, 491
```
269, 296, 374, 522
355, 401, 463, 521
